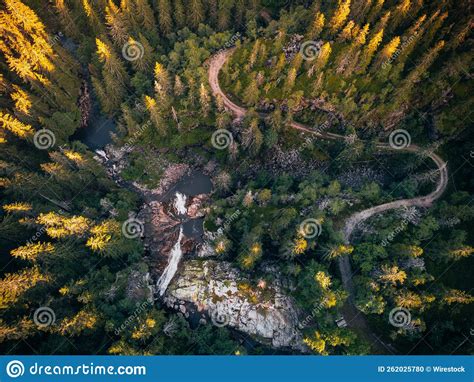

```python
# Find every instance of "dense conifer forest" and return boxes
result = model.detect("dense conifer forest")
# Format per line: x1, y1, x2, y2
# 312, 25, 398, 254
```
0, 0, 472, 355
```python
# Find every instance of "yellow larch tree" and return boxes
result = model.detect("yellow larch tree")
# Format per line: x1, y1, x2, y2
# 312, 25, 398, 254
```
0, 267, 48, 308
11, 242, 54, 261
358, 28, 384, 71
10, 85, 32, 115
329, 0, 351, 35
0, 112, 33, 139
309, 11, 325, 38
3, 202, 32, 213
375, 36, 401, 68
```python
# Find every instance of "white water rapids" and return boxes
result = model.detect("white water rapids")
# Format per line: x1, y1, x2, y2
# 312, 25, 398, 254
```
174, 191, 187, 215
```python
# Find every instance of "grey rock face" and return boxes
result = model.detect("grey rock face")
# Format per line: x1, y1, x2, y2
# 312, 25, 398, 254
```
164, 260, 305, 350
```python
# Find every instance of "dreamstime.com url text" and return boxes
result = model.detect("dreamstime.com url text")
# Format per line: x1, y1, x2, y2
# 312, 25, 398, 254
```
5, 360, 146, 378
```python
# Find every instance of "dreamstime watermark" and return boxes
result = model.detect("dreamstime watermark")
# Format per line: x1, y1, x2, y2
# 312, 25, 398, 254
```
214, 32, 241, 54
33, 129, 56, 150
114, 301, 151, 335
6, 360, 146, 378
382, 34, 417, 69
211, 129, 233, 150
389, 129, 411, 150
299, 40, 321, 61
33, 307, 56, 328
388, 307, 412, 328
299, 218, 323, 239
299, 291, 346, 328
381, 208, 420, 247
122, 41, 144, 62
210, 310, 230, 327
121, 120, 152, 152
208, 209, 242, 241
6, 360, 24, 378
121, 217, 144, 239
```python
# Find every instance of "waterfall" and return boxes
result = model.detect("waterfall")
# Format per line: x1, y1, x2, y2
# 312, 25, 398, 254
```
174, 192, 187, 215
156, 227, 184, 296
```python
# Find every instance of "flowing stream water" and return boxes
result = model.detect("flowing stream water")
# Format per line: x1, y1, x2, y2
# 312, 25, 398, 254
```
156, 226, 184, 296
173, 192, 187, 215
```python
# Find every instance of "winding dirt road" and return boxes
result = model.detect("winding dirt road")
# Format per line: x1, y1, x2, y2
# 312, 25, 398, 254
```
208, 49, 449, 353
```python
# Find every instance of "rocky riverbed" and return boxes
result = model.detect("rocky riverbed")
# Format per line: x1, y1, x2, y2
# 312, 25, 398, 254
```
94, 144, 306, 351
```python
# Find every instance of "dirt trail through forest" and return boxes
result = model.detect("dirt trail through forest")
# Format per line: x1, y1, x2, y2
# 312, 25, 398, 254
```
208, 50, 448, 354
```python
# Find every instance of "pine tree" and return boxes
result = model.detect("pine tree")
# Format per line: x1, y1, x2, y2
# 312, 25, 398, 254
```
242, 78, 260, 105
373, 11, 391, 33
94, 38, 128, 113
144, 95, 167, 135
158, 0, 173, 35
350, 0, 372, 24
399, 40, 445, 93
36, 212, 91, 239
354, 23, 370, 46
105, 0, 129, 46
378, 264, 406, 285
54, 0, 80, 38
189, 0, 205, 29
81, 0, 104, 34
173, 0, 186, 29
10, 85, 32, 116
174, 75, 185, 96
134, 0, 157, 32
154, 62, 170, 98
199, 83, 211, 117
217, 0, 233, 31
285, 68, 297, 94
390, 0, 411, 31
242, 118, 263, 155
367, 0, 385, 24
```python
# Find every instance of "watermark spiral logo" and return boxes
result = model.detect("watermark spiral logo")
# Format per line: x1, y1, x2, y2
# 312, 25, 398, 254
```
6, 360, 25, 378
211, 129, 233, 150
388, 307, 411, 328
33, 306, 56, 328
122, 41, 144, 62
299, 218, 322, 239
210, 310, 230, 327
33, 129, 56, 150
389, 129, 411, 150
299, 40, 321, 61
121, 218, 144, 239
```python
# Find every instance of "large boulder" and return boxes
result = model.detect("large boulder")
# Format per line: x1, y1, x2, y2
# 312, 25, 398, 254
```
164, 260, 305, 351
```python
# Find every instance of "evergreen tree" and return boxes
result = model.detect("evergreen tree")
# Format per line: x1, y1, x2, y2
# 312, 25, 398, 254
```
158, 0, 173, 35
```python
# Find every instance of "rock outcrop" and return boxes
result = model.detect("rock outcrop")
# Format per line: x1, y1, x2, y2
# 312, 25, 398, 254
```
164, 260, 305, 351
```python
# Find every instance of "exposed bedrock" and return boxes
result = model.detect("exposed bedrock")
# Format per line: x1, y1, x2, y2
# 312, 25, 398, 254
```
164, 260, 306, 351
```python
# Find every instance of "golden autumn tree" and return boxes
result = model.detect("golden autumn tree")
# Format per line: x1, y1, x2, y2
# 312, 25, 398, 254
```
105, 0, 130, 46
358, 28, 384, 72
0, 112, 33, 139
329, 0, 351, 35
309, 11, 325, 38
0, 267, 48, 308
